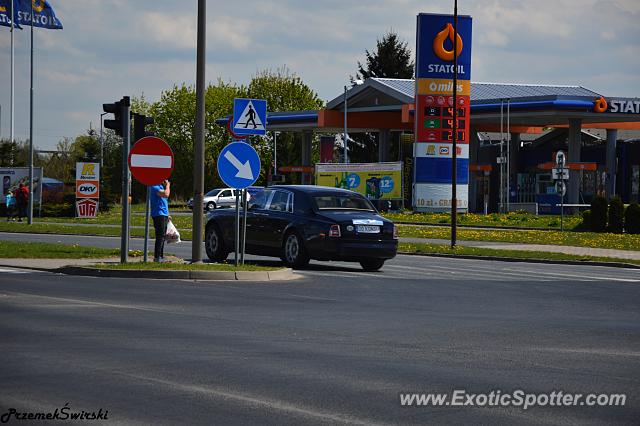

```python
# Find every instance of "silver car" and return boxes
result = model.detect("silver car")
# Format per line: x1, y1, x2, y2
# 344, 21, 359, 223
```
188, 188, 247, 211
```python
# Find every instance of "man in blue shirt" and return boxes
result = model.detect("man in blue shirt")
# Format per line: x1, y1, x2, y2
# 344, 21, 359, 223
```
149, 179, 170, 262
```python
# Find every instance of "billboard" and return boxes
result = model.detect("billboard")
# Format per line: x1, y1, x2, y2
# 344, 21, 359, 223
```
414, 13, 472, 212
315, 162, 403, 200
0, 167, 43, 205
76, 162, 100, 218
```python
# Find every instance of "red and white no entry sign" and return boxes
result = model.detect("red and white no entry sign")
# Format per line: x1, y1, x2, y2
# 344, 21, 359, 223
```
128, 136, 174, 185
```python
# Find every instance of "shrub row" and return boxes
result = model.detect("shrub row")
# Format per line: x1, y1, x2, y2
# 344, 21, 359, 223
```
582, 196, 640, 234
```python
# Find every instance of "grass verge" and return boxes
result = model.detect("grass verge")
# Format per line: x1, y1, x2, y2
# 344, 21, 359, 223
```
384, 211, 583, 230
93, 262, 280, 271
0, 221, 194, 241
2, 217, 639, 252
0, 240, 119, 259
398, 225, 640, 251
398, 242, 640, 266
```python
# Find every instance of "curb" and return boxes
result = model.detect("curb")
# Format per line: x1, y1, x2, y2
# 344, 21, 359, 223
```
56, 266, 299, 281
397, 251, 640, 269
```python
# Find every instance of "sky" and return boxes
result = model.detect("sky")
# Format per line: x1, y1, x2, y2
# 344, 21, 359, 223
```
0, 0, 639, 151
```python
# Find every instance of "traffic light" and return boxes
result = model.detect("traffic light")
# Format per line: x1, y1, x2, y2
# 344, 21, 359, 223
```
103, 97, 128, 136
133, 113, 155, 143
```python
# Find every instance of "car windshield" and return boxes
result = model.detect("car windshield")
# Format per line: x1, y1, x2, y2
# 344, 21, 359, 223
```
313, 194, 375, 211
205, 189, 221, 197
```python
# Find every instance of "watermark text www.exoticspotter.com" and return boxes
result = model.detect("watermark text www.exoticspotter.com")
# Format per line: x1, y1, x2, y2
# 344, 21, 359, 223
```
1, 403, 108, 423
399, 390, 626, 410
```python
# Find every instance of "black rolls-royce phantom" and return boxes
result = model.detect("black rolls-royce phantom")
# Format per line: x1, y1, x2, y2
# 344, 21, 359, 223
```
204, 185, 398, 270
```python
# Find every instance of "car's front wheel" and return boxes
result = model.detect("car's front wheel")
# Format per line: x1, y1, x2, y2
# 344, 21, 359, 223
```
206, 201, 216, 212
359, 259, 385, 271
205, 225, 228, 262
282, 231, 309, 269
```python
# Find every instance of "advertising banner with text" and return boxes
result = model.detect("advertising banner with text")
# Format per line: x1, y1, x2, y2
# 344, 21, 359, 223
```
75, 162, 100, 218
414, 12, 472, 212
315, 162, 403, 200
0, 167, 43, 205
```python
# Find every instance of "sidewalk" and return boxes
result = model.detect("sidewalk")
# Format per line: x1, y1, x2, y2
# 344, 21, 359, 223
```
400, 237, 640, 261
0, 257, 121, 270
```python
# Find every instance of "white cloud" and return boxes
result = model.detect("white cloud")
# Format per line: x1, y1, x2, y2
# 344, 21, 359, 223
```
0, 0, 638, 150
141, 12, 197, 50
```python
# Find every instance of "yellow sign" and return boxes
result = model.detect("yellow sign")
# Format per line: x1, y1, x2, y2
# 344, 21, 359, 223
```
315, 162, 403, 200
417, 78, 470, 96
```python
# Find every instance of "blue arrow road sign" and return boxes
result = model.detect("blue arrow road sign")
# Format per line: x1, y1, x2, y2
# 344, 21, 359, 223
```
232, 98, 267, 136
217, 142, 261, 188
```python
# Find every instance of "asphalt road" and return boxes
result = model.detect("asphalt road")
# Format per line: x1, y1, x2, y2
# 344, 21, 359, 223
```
1, 232, 639, 424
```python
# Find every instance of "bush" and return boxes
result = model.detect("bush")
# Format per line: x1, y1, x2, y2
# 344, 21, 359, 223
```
625, 203, 640, 234
580, 209, 591, 230
607, 197, 624, 233
590, 195, 608, 232
41, 203, 74, 217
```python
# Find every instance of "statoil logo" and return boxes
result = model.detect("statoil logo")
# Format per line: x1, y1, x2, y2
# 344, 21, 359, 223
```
596, 97, 640, 114
594, 96, 608, 113
433, 23, 463, 61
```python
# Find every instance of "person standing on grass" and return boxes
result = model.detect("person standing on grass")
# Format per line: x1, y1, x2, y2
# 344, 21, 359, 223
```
5, 191, 16, 221
15, 183, 29, 222
149, 179, 170, 262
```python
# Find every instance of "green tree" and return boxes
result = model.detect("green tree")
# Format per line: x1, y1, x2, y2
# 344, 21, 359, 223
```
247, 67, 324, 179
0, 139, 20, 166
41, 138, 75, 183
144, 80, 244, 200
355, 31, 414, 81
134, 69, 323, 199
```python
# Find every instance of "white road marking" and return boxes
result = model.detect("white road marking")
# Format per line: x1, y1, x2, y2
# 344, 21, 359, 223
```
116, 371, 384, 426
0, 267, 31, 274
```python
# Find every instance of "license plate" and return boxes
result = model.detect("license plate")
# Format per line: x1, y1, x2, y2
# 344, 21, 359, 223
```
356, 225, 380, 233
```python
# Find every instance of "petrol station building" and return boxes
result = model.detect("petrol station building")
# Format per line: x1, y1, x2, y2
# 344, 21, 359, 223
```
220, 78, 640, 213
219, 11, 640, 213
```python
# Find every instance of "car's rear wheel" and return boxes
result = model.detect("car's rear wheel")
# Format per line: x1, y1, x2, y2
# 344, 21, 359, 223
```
206, 201, 216, 212
282, 231, 309, 269
359, 259, 385, 271
205, 225, 228, 262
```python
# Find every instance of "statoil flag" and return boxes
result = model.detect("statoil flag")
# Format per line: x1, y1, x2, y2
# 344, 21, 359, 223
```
0, 0, 21, 28
13, 0, 62, 29
414, 12, 472, 212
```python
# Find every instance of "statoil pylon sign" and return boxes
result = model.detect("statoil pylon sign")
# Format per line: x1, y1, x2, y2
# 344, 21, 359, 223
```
413, 13, 472, 212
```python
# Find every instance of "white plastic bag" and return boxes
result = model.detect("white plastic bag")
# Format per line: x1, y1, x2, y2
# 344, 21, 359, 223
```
165, 219, 181, 244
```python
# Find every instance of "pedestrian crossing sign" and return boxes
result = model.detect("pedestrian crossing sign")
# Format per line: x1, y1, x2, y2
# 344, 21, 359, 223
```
232, 98, 267, 136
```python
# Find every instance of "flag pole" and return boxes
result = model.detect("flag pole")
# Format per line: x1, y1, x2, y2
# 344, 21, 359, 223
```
28, 2, 34, 224
10, 0, 15, 148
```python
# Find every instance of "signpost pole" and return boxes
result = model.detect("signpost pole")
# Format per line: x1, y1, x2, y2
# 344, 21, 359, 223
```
235, 191, 240, 267
143, 187, 150, 262
241, 189, 248, 265
560, 179, 564, 232
499, 100, 504, 213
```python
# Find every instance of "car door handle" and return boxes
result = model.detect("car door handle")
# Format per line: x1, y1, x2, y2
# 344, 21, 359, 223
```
253, 212, 269, 216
